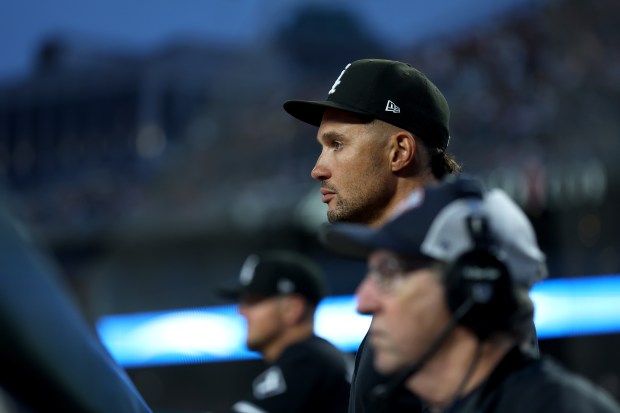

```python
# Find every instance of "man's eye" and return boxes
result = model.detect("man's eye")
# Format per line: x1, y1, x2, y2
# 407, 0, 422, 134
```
333, 141, 344, 150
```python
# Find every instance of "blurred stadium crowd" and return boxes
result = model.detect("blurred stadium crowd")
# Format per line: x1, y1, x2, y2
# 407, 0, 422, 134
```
1, 0, 619, 283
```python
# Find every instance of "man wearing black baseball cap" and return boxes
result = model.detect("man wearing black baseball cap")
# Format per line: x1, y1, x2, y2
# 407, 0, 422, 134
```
283, 59, 462, 412
219, 250, 351, 413
284, 59, 451, 152
320, 175, 620, 413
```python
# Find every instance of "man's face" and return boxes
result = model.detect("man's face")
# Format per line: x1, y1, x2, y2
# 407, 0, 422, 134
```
311, 109, 397, 226
238, 294, 285, 354
360, 250, 452, 375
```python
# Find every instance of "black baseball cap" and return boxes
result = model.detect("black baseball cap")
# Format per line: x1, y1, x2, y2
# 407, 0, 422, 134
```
283, 58, 451, 150
218, 250, 327, 305
320, 176, 547, 289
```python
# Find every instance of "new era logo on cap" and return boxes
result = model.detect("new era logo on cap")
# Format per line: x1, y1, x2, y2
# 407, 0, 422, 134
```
385, 100, 400, 113
283, 58, 451, 150
277, 278, 295, 294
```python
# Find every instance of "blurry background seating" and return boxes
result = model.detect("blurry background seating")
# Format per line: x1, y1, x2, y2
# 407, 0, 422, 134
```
0, 0, 619, 411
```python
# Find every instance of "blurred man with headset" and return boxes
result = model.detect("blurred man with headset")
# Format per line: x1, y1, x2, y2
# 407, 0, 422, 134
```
319, 175, 620, 413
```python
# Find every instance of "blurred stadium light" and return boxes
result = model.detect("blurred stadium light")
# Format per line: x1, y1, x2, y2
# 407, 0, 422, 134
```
97, 273, 620, 368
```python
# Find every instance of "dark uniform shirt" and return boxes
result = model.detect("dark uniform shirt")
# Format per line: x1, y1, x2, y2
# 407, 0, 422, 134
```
230, 335, 352, 413
450, 346, 620, 413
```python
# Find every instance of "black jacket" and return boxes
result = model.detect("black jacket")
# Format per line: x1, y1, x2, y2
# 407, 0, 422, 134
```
230, 335, 351, 413
451, 346, 620, 413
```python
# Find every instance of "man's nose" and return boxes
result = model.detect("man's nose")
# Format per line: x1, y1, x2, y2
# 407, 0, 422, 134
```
311, 151, 330, 181
355, 275, 381, 315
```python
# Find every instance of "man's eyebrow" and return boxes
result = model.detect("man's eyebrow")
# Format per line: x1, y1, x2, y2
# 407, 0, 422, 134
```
318, 130, 346, 142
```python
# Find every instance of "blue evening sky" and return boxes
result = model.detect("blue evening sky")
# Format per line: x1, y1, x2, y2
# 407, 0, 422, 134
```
0, 0, 539, 82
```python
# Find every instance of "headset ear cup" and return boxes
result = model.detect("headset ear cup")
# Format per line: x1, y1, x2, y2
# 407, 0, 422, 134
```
444, 249, 517, 339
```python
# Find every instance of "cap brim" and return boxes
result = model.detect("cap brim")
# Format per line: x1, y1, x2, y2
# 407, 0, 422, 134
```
217, 284, 278, 301
216, 285, 242, 301
320, 222, 430, 260
319, 224, 382, 260
283, 99, 372, 127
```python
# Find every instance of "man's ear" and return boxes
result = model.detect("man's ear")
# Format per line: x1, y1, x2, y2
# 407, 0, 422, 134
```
390, 131, 416, 173
282, 295, 308, 325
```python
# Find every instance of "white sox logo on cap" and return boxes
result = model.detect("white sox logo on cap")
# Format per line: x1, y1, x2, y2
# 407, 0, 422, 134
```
239, 254, 259, 286
328, 63, 351, 95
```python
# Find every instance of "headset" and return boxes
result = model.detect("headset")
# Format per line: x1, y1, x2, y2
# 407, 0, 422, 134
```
443, 184, 531, 340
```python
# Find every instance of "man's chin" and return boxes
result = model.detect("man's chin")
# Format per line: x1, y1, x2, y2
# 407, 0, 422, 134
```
326, 209, 341, 224
327, 208, 358, 224
373, 354, 402, 376
327, 203, 380, 225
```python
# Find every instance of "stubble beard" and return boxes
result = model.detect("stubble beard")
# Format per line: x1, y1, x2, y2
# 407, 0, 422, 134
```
327, 186, 392, 225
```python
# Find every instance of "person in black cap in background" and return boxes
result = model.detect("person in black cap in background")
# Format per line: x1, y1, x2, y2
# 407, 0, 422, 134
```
282, 58, 462, 412
219, 250, 352, 413
320, 175, 620, 413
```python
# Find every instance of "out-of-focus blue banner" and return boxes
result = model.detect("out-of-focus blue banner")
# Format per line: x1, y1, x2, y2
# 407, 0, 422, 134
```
97, 274, 620, 368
